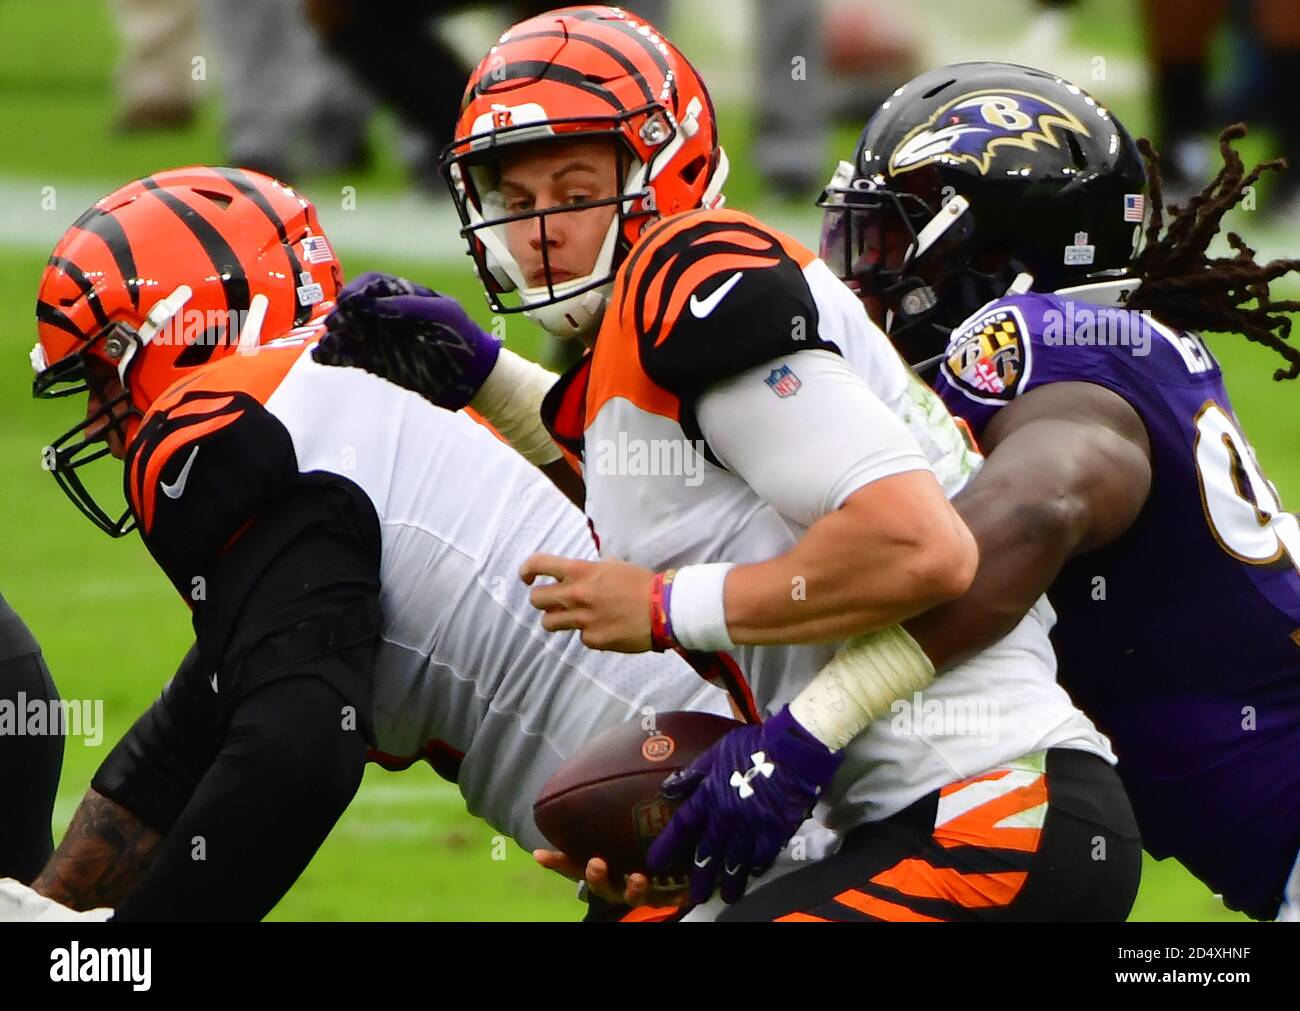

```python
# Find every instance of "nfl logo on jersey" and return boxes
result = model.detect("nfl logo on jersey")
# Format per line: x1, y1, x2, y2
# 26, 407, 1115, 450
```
765, 364, 802, 398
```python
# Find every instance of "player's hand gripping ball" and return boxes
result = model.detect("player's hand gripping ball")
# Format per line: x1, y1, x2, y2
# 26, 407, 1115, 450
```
647, 706, 844, 904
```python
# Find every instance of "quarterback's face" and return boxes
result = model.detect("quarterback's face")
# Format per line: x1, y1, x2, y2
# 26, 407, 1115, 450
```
497, 138, 621, 288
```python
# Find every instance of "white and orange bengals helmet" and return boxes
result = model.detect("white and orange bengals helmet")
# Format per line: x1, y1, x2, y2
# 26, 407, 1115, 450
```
31, 166, 340, 535
441, 4, 728, 339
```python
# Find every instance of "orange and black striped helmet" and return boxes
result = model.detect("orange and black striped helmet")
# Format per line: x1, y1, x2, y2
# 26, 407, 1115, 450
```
442, 5, 728, 339
31, 166, 341, 535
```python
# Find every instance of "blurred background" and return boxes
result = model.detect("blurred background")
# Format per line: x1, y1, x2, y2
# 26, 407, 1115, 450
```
1, 0, 1297, 920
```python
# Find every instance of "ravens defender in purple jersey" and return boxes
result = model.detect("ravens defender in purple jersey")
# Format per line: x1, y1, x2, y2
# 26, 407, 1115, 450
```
820, 61, 1300, 920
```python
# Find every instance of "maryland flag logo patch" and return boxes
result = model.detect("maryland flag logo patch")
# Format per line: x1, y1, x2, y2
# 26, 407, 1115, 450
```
943, 305, 1031, 402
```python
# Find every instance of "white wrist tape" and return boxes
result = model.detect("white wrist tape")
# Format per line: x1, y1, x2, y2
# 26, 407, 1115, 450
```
668, 563, 737, 652
468, 348, 563, 466
789, 625, 935, 751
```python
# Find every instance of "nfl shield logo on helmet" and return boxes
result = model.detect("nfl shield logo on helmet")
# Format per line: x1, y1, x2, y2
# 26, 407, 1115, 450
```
765, 364, 802, 398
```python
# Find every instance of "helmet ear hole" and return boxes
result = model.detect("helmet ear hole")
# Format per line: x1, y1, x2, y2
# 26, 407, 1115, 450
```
680, 154, 708, 187
175, 329, 224, 367
194, 189, 234, 210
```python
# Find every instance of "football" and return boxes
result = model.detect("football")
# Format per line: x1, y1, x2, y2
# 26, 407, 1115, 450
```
533, 711, 741, 898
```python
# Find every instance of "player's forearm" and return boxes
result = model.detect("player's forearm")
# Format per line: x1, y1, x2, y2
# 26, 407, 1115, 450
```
906, 396, 1151, 669
32, 788, 161, 911
903, 476, 1079, 670
470, 349, 563, 463
723, 473, 978, 645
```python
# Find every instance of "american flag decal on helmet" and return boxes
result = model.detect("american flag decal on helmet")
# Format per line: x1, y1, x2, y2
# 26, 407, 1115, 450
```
301, 236, 333, 264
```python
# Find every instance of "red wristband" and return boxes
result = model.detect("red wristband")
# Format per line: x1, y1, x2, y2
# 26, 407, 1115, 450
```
649, 569, 678, 652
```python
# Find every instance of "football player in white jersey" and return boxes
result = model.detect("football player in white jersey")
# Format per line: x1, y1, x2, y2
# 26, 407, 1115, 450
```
18, 166, 802, 921
313, 6, 1141, 920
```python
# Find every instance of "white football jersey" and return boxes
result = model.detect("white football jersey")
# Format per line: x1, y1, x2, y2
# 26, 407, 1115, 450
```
134, 339, 731, 852
564, 208, 1113, 831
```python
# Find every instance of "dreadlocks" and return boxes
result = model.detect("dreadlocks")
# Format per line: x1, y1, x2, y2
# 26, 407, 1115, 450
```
1129, 123, 1300, 381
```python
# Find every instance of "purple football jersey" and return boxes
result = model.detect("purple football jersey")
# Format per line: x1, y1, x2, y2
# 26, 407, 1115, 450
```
935, 290, 1300, 919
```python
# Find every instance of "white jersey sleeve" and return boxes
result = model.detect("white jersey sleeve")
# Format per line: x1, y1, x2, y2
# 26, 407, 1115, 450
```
695, 348, 935, 528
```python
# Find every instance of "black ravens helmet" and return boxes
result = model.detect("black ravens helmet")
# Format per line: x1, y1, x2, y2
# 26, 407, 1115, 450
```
818, 62, 1148, 370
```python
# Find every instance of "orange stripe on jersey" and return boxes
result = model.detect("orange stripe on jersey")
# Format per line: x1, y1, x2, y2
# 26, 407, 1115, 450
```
586, 315, 682, 426
167, 394, 236, 420
148, 343, 305, 417
640, 251, 678, 333
585, 207, 820, 429
690, 228, 777, 252
774, 912, 832, 922
934, 771, 1048, 853
938, 768, 1010, 797
138, 410, 244, 533
869, 859, 1028, 908
618, 905, 683, 923
770, 228, 817, 270
127, 393, 237, 502
833, 888, 945, 922
656, 251, 782, 345
638, 209, 817, 271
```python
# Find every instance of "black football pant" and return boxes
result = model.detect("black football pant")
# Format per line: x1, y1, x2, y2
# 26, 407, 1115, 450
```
718, 748, 1142, 922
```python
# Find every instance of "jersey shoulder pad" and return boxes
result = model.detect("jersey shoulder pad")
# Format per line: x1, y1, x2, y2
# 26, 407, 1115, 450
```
613, 208, 835, 395
125, 388, 298, 587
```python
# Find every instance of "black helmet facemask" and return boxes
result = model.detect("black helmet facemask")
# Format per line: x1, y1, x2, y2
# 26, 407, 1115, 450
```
819, 164, 1018, 375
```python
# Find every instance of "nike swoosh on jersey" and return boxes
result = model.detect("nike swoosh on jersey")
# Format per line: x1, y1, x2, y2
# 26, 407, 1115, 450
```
160, 446, 200, 500
689, 271, 744, 318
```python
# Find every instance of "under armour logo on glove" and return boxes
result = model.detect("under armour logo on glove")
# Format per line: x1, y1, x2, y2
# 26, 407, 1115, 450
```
647, 706, 844, 905
729, 751, 775, 799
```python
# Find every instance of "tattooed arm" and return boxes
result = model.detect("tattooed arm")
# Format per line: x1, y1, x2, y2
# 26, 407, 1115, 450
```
32, 643, 215, 911
32, 789, 161, 910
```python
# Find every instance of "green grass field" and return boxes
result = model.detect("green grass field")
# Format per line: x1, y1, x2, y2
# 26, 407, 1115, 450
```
2, 0, 1296, 921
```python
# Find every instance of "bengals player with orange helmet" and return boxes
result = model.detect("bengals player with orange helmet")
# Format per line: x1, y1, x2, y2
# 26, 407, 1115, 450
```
314, 5, 1140, 922
21, 165, 782, 921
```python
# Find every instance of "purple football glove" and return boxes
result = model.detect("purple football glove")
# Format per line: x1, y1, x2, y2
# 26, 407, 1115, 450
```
312, 271, 501, 411
646, 705, 844, 905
